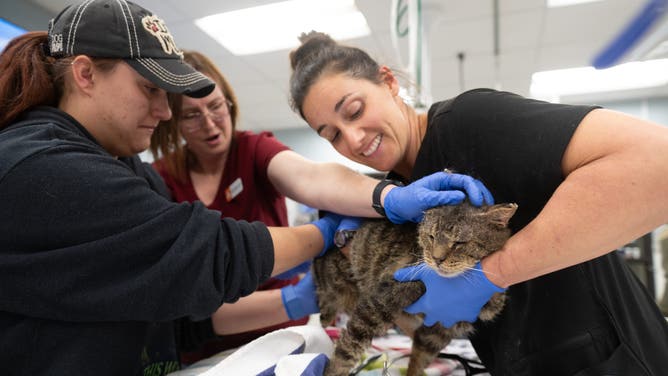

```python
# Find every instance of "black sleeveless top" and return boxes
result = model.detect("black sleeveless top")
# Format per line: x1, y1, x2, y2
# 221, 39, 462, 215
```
405, 89, 668, 376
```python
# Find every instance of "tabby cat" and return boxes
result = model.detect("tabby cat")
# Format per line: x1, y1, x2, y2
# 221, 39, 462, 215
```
312, 202, 517, 376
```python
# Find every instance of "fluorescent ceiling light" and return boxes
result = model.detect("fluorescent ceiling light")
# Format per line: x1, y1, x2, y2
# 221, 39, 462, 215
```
196, 0, 371, 56
547, 0, 603, 8
530, 58, 668, 101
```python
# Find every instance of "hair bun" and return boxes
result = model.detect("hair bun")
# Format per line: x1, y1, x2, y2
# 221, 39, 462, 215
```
290, 31, 336, 70
297, 31, 336, 46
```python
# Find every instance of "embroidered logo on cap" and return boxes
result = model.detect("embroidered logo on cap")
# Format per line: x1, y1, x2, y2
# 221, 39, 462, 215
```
50, 33, 64, 54
142, 15, 183, 58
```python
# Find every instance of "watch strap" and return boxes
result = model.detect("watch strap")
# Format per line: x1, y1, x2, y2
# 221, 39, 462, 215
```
372, 179, 401, 217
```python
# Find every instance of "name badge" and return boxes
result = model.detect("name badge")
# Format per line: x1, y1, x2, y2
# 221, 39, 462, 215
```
225, 178, 243, 202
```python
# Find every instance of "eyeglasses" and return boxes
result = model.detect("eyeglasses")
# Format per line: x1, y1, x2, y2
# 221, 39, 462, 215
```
179, 98, 233, 133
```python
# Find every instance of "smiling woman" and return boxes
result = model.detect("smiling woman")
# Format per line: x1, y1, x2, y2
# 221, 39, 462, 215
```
288, 30, 668, 376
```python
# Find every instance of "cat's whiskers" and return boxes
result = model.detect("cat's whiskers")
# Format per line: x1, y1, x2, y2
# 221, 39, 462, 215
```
467, 263, 505, 280
459, 264, 503, 287
406, 262, 432, 280
464, 264, 482, 273
460, 272, 479, 284
451, 264, 482, 284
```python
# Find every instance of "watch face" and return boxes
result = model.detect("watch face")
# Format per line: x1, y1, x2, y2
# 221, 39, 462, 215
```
334, 230, 355, 248
334, 231, 347, 248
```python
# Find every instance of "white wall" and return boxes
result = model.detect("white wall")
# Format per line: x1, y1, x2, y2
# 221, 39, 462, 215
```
594, 96, 668, 124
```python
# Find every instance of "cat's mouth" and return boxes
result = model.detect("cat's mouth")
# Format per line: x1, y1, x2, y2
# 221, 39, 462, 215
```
435, 268, 464, 278
428, 257, 478, 277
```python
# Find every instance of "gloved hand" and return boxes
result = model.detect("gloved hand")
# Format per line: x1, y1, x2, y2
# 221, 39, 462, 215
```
281, 272, 319, 320
274, 260, 312, 280
337, 216, 363, 232
384, 171, 494, 223
333, 216, 363, 248
393, 261, 505, 327
311, 212, 343, 256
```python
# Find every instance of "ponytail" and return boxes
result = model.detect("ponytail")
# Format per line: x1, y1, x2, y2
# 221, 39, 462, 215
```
0, 31, 65, 129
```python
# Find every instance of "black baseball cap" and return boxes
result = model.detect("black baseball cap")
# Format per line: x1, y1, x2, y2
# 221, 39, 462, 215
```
47, 0, 214, 98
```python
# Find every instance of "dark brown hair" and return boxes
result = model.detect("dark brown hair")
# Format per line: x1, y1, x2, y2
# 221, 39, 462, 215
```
0, 32, 120, 130
288, 31, 382, 119
0, 32, 61, 129
150, 50, 239, 183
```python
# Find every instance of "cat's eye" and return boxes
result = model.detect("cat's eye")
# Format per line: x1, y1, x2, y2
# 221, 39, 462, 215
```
453, 241, 468, 250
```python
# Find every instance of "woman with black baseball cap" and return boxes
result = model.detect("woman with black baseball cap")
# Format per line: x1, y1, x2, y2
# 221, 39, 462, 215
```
0, 1, 492, 375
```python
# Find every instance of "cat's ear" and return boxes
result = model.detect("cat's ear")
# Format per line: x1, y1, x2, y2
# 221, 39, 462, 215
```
487, 203, 518, 227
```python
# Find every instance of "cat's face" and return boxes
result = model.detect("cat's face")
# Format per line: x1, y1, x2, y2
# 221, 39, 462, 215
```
418, 203, 517, 277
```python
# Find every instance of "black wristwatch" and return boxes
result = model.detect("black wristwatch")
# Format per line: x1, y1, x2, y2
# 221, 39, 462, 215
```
334, 229, 356, 248
372, 179, 403, 217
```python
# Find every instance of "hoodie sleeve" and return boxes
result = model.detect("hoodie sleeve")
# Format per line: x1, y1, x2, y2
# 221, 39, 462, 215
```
0, 145, 274, 322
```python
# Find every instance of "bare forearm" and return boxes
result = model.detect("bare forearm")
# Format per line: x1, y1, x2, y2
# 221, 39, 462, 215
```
299, 163, 381, 216
268, 151, 383, 217
269, 224, 322, 276
484, 173, 666, 287
483, 110, 668, 287
211, 289, 289, 335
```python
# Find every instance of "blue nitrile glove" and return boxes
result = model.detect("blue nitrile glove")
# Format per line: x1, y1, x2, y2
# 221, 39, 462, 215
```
384, 171, 494, 223
311, 213, 343, 256
274, 260, 312, 280
393, 261, 505, 328
281, 272, 319, 320
333, 216, 363, 248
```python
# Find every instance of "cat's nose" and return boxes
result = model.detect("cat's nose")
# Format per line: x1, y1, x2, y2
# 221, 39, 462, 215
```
432, 254, 447, 264
431, 248, 448, 264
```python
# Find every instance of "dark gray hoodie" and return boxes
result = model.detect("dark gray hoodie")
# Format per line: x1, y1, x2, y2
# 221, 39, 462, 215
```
0, 107, 274, 375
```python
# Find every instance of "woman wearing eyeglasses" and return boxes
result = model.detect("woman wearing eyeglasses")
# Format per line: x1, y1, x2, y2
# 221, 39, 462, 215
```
149, 50, 493, 363
150, 50, 316, 363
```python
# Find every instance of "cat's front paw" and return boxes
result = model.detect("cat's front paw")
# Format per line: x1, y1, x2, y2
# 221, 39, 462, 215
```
478, 292, 506, 321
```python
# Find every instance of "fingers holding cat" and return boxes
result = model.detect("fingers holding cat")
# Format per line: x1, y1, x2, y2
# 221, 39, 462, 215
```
393, 261, 505, 327
281, 272, 319, 320
383, 171, 495, 224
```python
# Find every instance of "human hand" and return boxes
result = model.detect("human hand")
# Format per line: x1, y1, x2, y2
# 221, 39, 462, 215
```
384, 171, 494, 223
274, 260, 312, 280
311, 212, 343, 256
393, 262, 505, 327
333, 216, 363, 248
281, 272, 319, 320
